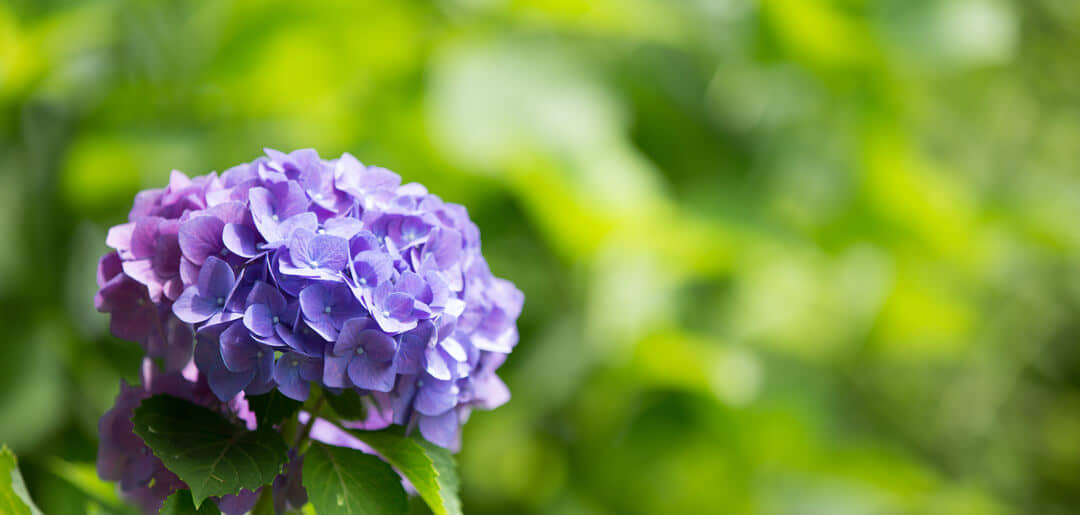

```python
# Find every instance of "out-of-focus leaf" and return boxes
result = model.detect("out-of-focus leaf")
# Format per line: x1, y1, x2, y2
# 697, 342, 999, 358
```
0, 446, 43, 515
46, 458, 124, 511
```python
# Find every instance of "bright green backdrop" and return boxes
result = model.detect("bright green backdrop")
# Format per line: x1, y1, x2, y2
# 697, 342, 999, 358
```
2, 0, 1080, 513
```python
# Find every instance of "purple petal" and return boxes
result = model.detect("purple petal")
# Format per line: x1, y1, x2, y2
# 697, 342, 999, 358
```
220, 322, 258, 372
162, 316, 195, 372
121, 260, 162, 302
197, 256, 236, 300
246, 281, 286, 314
415, 378, 458, 416
323, 355, 351, 388
243, 304, 274, 339
106, 223, 135, 253
418, 410, 458, 448
360, 329, 397, 362
426, 227, 462, 269
203, 200, 248, 225
179, 257, 200, 287
194, 336, 253, 401
172, 287, 218, 324
178, 216, 226, 265
129, 217, 164, 259
334, 153, 401, 198
223, 223, 260, 258
385, 292, 415, 320
290, 230, 350, 272
471, 373, 511, 410
285, 322, 329, 357
322, 218, 363, 239
274, 354, 310, 401
396, 272, 431, 303
394, 321, 434, 375
439, 337, 467, 362
347, 358, 396, 392
424, 346, 452, 381
271, 212, 319, 246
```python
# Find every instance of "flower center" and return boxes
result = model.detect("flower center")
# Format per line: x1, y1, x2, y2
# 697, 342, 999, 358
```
271, 214, 280, 222
323, 306, 332, 314
272, 316, 280, 324
355, 347, 365, 355
216, 297, 225, 306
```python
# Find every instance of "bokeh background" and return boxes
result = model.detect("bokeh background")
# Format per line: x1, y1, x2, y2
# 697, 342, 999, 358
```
3, 0, 1080, 513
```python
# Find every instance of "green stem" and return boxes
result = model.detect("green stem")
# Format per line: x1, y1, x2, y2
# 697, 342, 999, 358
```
294, 393, 326, 449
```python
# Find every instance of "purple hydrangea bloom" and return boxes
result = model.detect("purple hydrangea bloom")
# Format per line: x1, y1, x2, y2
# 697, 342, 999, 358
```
96, 148, 524, 451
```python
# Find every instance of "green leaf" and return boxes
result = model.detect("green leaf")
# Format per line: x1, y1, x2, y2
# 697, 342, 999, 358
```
45, 458, 130, 513
131, 395, 288, 507
0, 446, 43, 515
350, 429, 461, 515
324, 389, 369, 420
159, 490, 220, 515
246, 391, 303, 428
302, 442, 407, 515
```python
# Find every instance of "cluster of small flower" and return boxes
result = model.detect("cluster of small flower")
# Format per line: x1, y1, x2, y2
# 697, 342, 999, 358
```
95, 148, 523, 448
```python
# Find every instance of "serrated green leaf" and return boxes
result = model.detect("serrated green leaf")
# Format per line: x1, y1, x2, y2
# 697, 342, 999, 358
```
0, 446, 43, 515
350, 430, 461, 515
324, 389, 369, 420
131, 395, 288, 507
160, 490, 220, 515
414, 439, 461, 515
302, 443, 407, 515
246, 391, 303, 428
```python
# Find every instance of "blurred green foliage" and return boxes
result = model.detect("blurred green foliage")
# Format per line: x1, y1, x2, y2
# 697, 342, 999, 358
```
2, 0, 1080, 513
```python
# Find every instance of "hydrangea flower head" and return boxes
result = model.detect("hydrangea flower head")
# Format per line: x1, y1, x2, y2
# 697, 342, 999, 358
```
97, 149, 523, 449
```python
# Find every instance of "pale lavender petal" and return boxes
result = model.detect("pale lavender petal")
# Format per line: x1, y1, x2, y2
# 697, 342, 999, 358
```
178, 215, 225, 265
197, 256, 235, 300
439, 337, 467, 362
243, 304, 274, 339
415, 379, 457, 416
106, 222, 135, 253
471, 373, 511, 410
424, 346, 452, 381
172, 287, 217, 323
418, 410, 458, 448
223, 223, 260, 258
385, 292, 414, 320
347, 358, 396, 393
